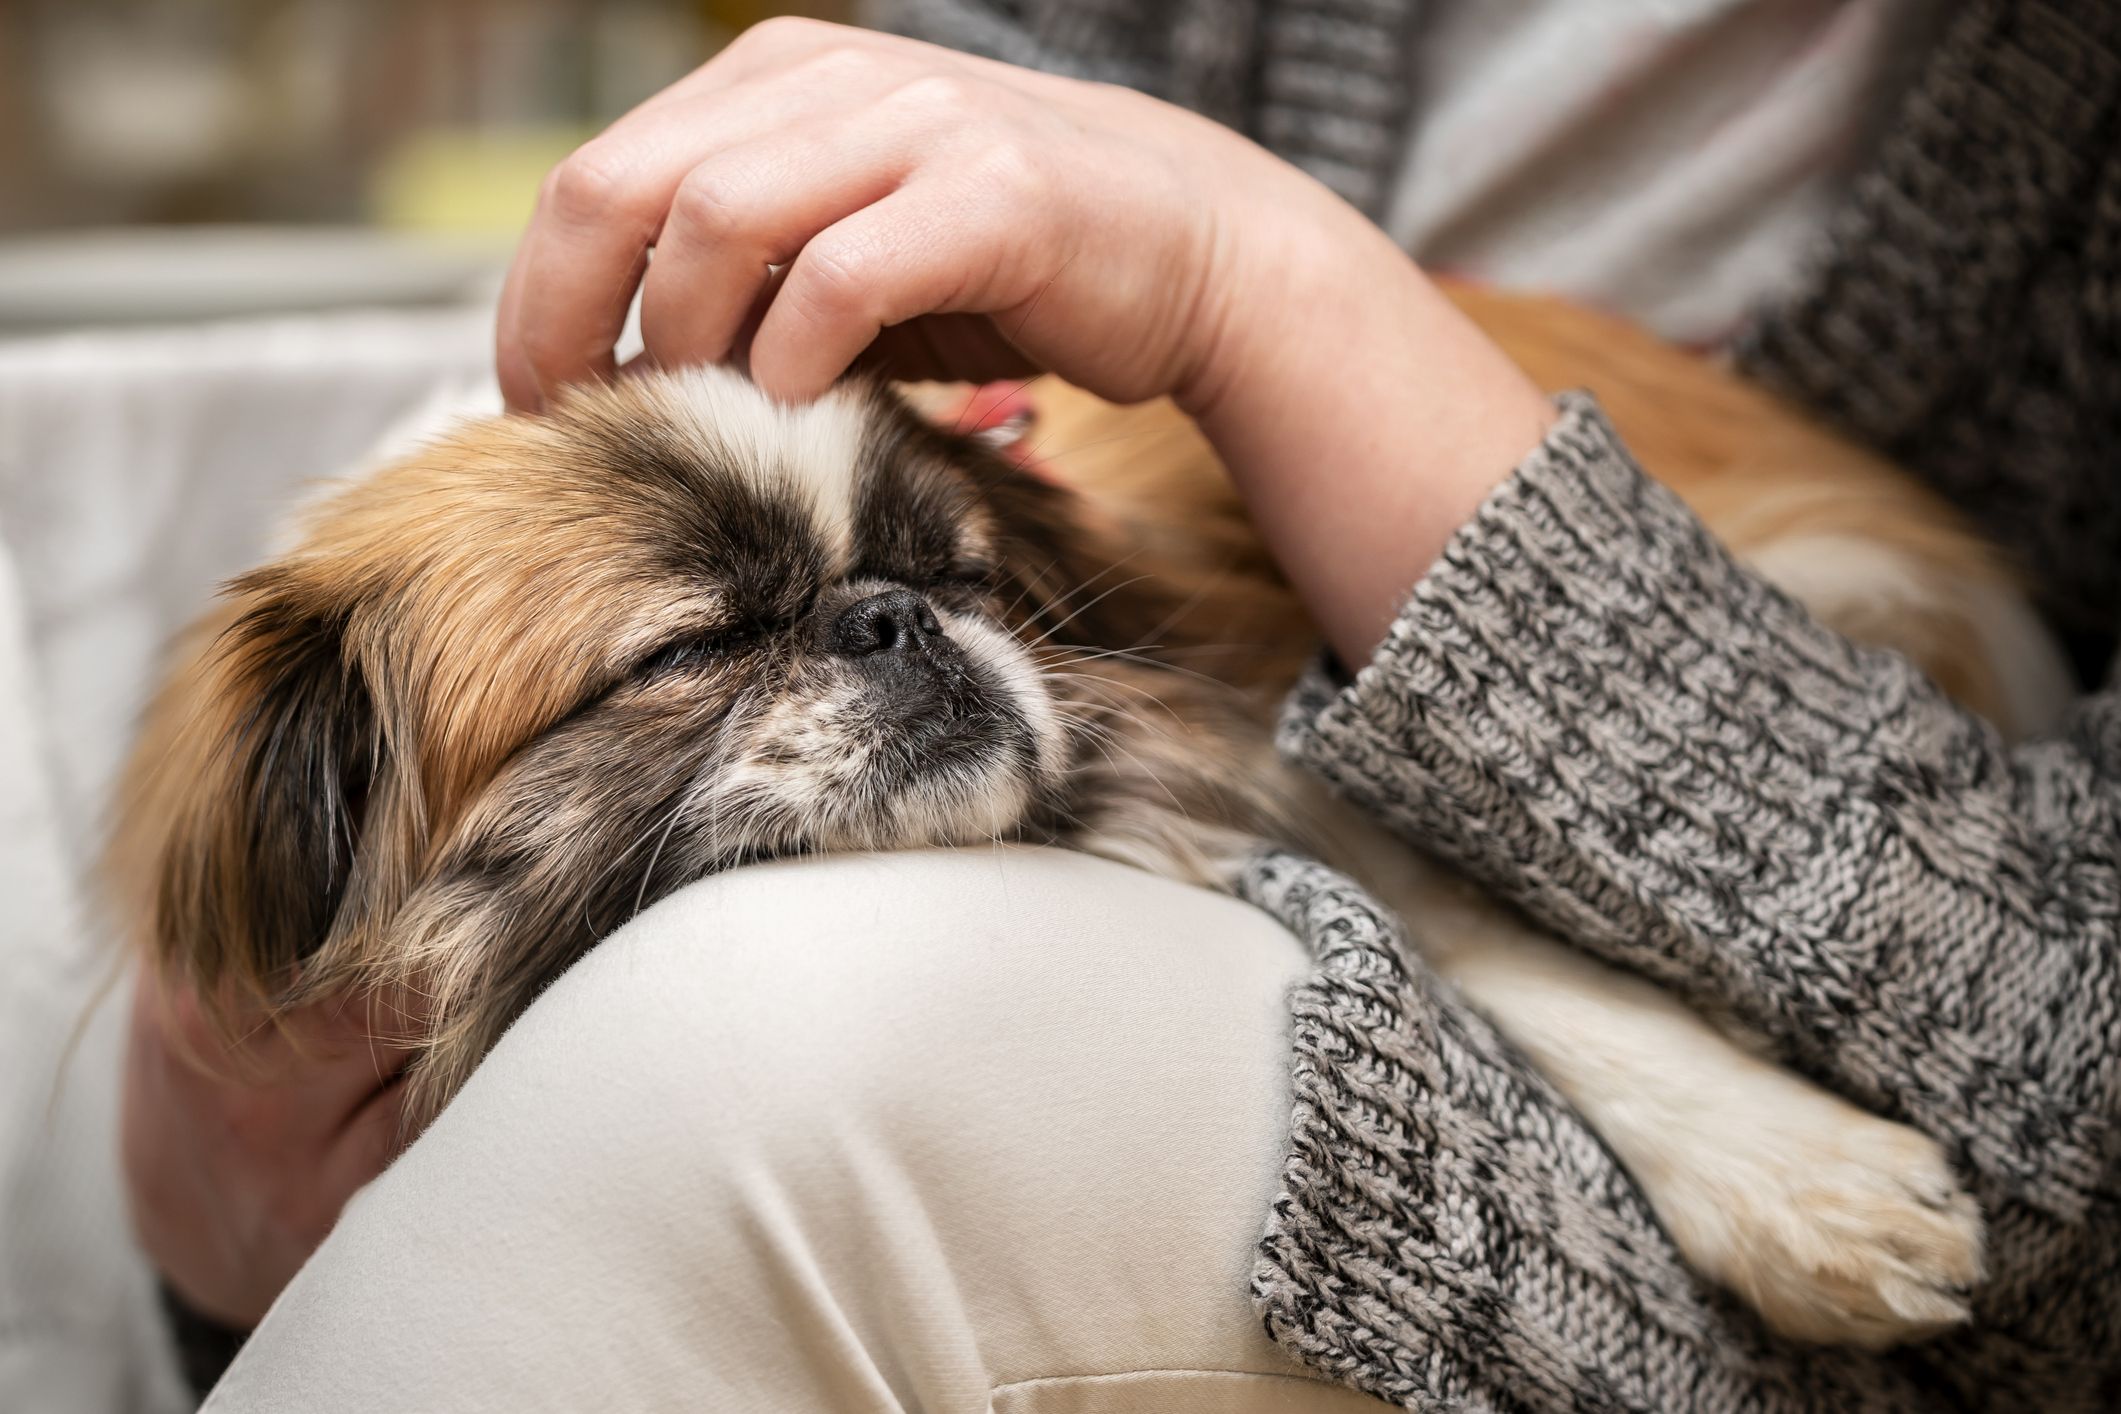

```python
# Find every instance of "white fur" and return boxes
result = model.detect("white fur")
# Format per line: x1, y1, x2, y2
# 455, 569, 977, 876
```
294, 367, 871, 573
1965, 580, 2075, 739
943, 611, 1070, 785
1743, 533, 1935, 632
1447, 917, 1983, 1347
711, 605, 1065, 857
653, 365, 866, 570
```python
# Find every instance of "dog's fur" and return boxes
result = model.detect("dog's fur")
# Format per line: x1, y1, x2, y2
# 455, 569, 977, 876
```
110, 287, 2063, 1349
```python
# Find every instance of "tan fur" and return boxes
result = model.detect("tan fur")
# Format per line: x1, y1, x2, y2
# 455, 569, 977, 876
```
111, 413, 698, 1008
1015, 282, 2029, 726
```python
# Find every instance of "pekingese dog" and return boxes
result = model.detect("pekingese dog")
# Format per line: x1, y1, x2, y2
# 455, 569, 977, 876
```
111, 288, 2062, 1350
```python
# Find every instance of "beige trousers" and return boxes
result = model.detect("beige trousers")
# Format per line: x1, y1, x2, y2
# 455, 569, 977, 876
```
202, 849, 1385, 1412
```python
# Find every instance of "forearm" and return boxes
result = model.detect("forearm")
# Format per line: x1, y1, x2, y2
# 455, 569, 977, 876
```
1180, 204, 1553, 669
1277, 397, 2121, 1218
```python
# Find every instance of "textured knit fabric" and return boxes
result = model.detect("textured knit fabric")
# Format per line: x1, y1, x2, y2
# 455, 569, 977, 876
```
1234, 851, 1951, 1412
872, 0, 1419, 217
1735, 0, 2121, 674
871, 1, 2121, 1408
1249, 396, 2121, 1410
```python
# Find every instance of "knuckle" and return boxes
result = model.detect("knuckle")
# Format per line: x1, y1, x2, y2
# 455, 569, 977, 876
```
971, 138, 1044, 202
543, 144, 637, 227
800, 42, 884, 88
795, 238, 874, 319
666, 171, 745, 245
513, 308, 598, 379
741, 14, 831, 52
519, 325, 588, 380
889, 72, 978, 120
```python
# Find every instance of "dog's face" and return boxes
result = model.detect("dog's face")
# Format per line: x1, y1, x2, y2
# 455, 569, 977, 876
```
380, 371, 1079, 871
115, 368, 1295, 1117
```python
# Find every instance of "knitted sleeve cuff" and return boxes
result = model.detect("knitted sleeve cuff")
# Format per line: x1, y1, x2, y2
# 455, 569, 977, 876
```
1276, 392, 2119, 1218
1278, 391, 1932, 964
1238, 848, 1931, 1412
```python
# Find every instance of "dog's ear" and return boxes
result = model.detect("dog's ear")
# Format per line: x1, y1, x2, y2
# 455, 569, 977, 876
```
111, 567, 383, 1002
962, 451, 1155, 650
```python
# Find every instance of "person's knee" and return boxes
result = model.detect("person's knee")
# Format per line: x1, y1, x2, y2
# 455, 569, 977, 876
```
422, 846, 1312, 1243
284, 848, 1321, 1409
462, 847, 1308, 1175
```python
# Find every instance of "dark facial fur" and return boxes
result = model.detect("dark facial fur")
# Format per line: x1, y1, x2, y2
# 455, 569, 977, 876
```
111, 369, 1317, 1123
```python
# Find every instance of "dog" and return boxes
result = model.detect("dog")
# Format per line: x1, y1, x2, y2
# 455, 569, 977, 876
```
110, 286, 2062, 1350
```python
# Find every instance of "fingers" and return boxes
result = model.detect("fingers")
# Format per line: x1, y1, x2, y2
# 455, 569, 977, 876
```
146, 971, 422, 1121
123, 973, 421, 1325
494, 146, 656, 412
498, 20, 1073, 410
499, 17, 1229, 410
497, 57, 903, 410
748, 175, 1039, 401
635, 116, 913, 373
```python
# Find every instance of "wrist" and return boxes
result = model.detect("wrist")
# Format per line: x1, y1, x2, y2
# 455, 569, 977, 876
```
1180, 206, 1551, 666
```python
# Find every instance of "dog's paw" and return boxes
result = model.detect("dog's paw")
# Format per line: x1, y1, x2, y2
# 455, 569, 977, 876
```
1650, 1095, 1984, 1349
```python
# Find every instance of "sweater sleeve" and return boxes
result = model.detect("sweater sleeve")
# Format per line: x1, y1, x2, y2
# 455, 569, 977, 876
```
1240, 850, 1950, 1413
1238, 852, 2002, 1414
1733, 0, 2121, 661
1280, 393, 2121, 1225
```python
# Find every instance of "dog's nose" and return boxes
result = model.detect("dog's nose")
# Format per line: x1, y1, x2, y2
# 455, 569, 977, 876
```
828, 588, 946, 659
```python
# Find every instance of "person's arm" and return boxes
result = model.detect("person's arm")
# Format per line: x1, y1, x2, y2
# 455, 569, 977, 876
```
1278, 395, 2121, 1223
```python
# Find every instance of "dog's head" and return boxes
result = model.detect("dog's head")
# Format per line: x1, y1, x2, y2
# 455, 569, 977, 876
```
113, 368, 1300, 1117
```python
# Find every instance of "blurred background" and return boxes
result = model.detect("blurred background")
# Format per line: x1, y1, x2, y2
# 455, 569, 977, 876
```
0, 0, 852, 333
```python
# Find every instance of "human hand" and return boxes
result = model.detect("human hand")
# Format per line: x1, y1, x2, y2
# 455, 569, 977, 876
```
120, 974, 416, 1328
497, 17, 1376, 412
499, 17, 1553, 665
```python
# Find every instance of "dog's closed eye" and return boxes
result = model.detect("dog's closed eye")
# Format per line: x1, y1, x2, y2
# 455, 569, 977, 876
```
636, 633, 749, 677
633, 585, 832, 679
933, 561, 998, 592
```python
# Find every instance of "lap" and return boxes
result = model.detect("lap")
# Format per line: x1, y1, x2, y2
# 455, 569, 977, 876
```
204, 848, 1379, 1413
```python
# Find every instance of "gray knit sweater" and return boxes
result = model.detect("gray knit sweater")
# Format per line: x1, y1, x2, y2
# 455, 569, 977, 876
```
877, 2, 2121, 1409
